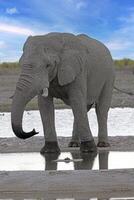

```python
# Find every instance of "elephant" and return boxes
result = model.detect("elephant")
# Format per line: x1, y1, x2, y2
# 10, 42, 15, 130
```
11, 32, 115, 153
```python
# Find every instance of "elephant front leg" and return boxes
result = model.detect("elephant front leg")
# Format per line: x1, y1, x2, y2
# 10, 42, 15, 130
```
38, 95, 60, 154
70, 92, 97, 153
68, 103, 94, 147
68, 119, 80, 147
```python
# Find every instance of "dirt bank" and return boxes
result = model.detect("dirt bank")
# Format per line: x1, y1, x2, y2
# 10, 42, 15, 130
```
1, 136, 134, 153
0, 169, 134, 199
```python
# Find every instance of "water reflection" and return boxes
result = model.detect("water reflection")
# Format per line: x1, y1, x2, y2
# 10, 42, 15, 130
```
44, 152, 60, 170
42, 151, 108, 171
42, 151, 98, 171
99, 151, 109, 170
1, 151, 134, 171
72, 151, 97, 170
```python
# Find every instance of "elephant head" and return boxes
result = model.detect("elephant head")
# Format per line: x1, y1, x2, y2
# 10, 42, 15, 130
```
11, 36, 57, 139
11, 33, 84, 139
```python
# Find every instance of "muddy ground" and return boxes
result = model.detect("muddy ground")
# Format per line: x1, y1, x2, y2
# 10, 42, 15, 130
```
1, 136, 134, 153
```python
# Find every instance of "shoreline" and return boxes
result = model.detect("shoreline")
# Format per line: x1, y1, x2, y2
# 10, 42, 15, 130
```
1, 136, 134, 153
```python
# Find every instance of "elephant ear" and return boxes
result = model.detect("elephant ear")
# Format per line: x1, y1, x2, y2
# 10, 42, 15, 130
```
58, 49, 83, 86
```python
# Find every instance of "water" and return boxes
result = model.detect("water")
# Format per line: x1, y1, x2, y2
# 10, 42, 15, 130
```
0, 108, 134, 138
0, 151, 134, 171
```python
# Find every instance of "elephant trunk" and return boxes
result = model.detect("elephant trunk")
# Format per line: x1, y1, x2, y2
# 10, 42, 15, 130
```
11, 88, 38, 139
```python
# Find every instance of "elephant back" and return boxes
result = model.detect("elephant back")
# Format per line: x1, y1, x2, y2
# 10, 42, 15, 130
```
61, 33, 86, 51
77, 34, 111, 56
44, 32, 86, 50
32, 33, 87, 54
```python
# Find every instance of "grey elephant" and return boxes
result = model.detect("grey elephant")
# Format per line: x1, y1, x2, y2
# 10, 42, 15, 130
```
11, 32, 115, 153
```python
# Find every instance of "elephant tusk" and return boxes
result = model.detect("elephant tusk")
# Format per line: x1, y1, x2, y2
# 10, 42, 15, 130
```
42, 88, 48, 97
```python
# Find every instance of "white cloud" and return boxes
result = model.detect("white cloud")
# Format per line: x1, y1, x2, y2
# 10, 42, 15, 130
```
0, 41, 6, 48
105, 40, 132, 51
6, 7, 18, 15
104, 8, 134, 59
0, 52, 5, 57
0, 23, 34, 36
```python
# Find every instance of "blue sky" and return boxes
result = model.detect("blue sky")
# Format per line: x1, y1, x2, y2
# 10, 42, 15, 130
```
0, 0, 134, 62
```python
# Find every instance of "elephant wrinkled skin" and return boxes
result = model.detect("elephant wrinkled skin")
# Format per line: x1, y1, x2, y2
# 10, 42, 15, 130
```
11, 32, 115, 153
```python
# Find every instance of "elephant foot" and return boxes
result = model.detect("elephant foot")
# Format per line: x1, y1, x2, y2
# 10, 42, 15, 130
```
40, 141, 60, 154
80, 140, 97, 153
68, 141, 80, 147
97, 141, 110, 147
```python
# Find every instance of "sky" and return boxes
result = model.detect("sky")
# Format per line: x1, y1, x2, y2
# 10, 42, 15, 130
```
0, 0, 134, 62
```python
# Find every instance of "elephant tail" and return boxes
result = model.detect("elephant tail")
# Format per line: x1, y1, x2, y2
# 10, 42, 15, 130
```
114, 86, 134, 96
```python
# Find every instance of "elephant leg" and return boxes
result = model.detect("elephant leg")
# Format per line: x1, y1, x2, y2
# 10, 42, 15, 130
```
68, 104, 93, 147
95, 82, 113, 147
70, 91, 97, 152
38, 95, 60, 154
68, 119, 80, 147
96, 104, 109, 147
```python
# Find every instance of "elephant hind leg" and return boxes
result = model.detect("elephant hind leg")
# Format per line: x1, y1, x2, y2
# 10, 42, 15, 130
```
68, 103, 94, 148
95, 81, 113, 147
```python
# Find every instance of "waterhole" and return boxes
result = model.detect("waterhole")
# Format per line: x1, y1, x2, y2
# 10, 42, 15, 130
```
0, 151, 134, 171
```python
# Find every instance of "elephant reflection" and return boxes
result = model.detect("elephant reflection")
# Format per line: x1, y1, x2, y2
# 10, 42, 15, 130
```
44, 152, 60, 170
40, 151, 109, 200
42, 151, 109, 171
99, 151, 109, 170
